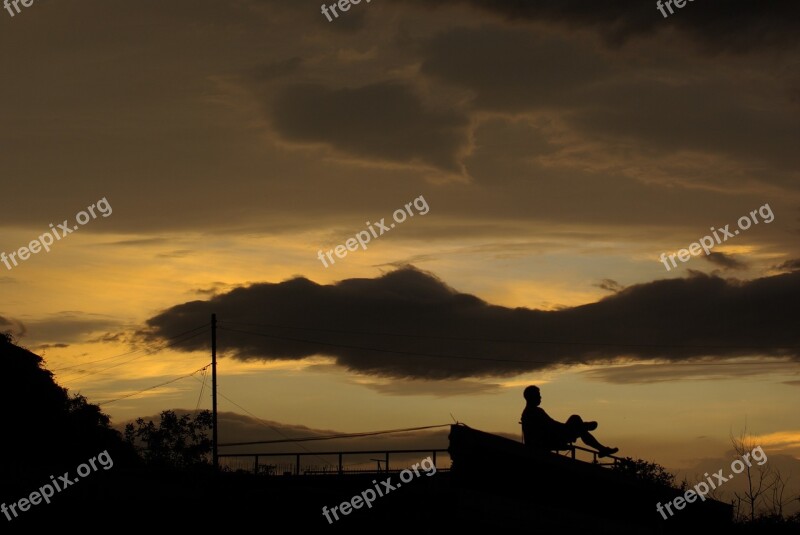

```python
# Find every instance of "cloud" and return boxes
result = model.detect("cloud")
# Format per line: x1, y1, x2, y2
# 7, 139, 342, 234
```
143, 267, 800, 379
572, 78, 800, 173
421, 26, 608, 113
705, 252, 748, 270
755, 430, 800, 451
250, 57, 303, 83
582, 361, 800, 384
406, 0, 800, 53
34, 343, 70, 351
193, 282, 236, 296
267, 82, 471, 173
156, 249, 195, 259
0, 315, 26, 338
773, 259, 800, 273
353, 377, 503, 396
594, 279, 624, 293
24, 313, 125, 344
100, 238, 170, 247
418, 27, 800, 177
86, 331, 130, 344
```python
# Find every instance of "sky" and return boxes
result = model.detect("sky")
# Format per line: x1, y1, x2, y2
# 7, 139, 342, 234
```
1, 0, 799, 481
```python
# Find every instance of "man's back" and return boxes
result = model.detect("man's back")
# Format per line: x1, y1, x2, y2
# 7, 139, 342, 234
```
521, 405, 563, 449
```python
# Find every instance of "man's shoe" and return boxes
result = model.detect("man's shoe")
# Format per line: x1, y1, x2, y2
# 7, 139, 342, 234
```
598, 446, 619, 458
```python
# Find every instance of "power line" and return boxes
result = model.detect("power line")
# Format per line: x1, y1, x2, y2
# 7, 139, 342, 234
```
195, 366, 208, 411
51, 323, 209, 373
97, 364, 211, 406
58, 328, 209, 382
211, 384, 333, 466
51, 347, 142, 372
218, 423, 452, 447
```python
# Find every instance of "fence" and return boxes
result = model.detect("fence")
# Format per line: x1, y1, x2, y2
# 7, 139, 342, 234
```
219, 448, 451, 476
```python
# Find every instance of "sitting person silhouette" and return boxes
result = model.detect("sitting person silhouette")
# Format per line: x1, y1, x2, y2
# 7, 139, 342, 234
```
521, 385, 619, 458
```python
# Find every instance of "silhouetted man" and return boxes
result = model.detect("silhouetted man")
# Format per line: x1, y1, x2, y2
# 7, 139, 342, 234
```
521, 385, 619, 458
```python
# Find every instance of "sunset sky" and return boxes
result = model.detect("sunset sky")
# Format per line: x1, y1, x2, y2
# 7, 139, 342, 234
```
1, 0, 798, 477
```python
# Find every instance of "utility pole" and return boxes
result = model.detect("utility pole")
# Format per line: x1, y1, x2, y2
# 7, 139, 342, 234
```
211, 313, 218, 472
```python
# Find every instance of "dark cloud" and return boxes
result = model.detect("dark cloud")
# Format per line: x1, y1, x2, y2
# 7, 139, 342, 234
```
406, 0, 800, 53
25, 314, 124, 344
582, 361, 799, 384
156, 249, 195, 259
705, 252, 748, 270
358, 378, 503, 397
250, 57, 303, 83
573, 79, 800, 174
595, 279, 624, 293
268, 82, 470, 173
33, 343, 70, 351
420, 27, 800, 177
101, 238, 169, 247
193, 282, 235, 296
1, 0, 797, 242
773, 259, 800, 273
421, 27, 607, 112
316, 2, 370, 32
86, 331, 129, 344
0, 315, 26, 338
144, 267, 800, 380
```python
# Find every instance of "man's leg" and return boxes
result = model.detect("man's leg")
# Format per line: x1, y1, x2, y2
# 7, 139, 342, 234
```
566, 415, 618, 456
564, 415, 592, 437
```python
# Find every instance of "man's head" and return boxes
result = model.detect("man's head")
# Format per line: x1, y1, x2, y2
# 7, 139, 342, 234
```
523, 385, 541, 406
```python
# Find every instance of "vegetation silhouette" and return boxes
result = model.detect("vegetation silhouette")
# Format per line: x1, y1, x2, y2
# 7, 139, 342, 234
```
0, 333, 134, 483
611, 456, 685, 489
1, 333, 797, 531
124, 410, 213, 470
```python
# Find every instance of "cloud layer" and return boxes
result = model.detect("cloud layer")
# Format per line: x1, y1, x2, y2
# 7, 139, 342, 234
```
144, 267, 800, 379
407, 0, 800, 52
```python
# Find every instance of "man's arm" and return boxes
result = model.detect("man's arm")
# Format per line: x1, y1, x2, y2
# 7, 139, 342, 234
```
522, 407, 563, 447
522, 407, 565, 449
535, 407, 562, 427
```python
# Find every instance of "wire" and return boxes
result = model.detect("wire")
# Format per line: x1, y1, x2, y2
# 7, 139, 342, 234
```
211, 384, 333, 466
195, 366, 208, 411
218, 423, 452, 447
51, 347, 142, 372
97, 364, 211, 406
51, 324, 209, 372
59, 329, 208, 382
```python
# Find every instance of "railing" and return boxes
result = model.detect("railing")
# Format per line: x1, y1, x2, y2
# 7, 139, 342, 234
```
219, 448, 451, 476
553, 443, 622, 466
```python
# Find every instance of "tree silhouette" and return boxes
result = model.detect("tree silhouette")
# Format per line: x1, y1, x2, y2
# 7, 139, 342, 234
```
730, 427, 782, 522
125, 410, 213, 470
0, 333, 131, 487
611, 456, 683, 489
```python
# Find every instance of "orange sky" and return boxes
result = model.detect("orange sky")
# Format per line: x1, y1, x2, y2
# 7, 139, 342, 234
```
1, 0, 798, 482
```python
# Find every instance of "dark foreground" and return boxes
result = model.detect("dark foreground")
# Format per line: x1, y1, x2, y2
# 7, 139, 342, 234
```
3, 469, 797, 534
